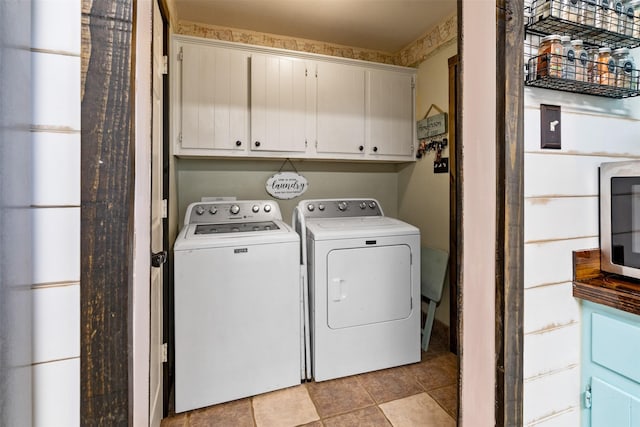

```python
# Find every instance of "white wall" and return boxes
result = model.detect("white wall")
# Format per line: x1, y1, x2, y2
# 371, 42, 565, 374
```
175, 159, 401, 225
398, 40, 457, 326
30, 0, 81, 426
522, 80, 640, 425
460, 0, 497, 424
1, 0, 33, 424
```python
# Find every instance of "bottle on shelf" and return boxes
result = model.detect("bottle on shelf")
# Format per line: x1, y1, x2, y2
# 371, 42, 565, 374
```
631, 0, 640, 37
613, 47, 637, 89
596, 47, 615, 85
581, 0, 598, 25
623, 0, 636, 35
535, 0, 564, 20
537, 34, 564, 78
561, 36, 577, 79
610, 0, 626, 33
596, 0, 613, 29
562, 0, 581, 21
572, 39, 589, 81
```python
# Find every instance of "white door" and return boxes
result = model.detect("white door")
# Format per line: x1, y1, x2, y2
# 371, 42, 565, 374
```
316, 61, 366, 155
150, 1, 164, 425
179, 42, 249, 151
368, 69, 414, 157
250, 53, 309, 153
326, 245, 412, 329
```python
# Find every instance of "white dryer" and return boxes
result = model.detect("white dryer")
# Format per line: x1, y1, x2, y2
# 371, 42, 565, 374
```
294, 199, 421, 382
173, 200, 301, 413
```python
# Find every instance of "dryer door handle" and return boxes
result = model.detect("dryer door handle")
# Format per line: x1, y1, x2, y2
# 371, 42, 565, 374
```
331, 278, 346, 302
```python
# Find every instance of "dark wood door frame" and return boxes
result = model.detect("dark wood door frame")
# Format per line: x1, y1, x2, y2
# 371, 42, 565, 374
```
448, 54, 459, 356
494, 0, 525, 425
78, 0, 525, 425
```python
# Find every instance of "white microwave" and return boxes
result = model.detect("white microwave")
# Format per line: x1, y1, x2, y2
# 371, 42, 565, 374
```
600, 160, 640, 280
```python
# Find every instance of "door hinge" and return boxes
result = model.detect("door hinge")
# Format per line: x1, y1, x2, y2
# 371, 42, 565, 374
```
162, 199, 168, 219
584, 385, 592, 409
162, 55, 168, 75
177, 47, 183, 61
305, 69, 308, 77
178, 132, 183, 144
161, 343, 168, 363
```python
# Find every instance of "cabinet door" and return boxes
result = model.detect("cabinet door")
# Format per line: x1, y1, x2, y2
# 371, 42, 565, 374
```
591, 377, 640, 427
251, 54, 309, 153
316, 62, 366, 155
179, 43, 249, 152
368, 69, 415, 158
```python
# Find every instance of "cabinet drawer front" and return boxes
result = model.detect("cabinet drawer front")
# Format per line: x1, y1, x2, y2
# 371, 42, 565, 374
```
592, 313, 640, 383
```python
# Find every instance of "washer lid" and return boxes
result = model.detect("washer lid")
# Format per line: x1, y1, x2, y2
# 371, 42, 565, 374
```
306, 216, 419, 240
174, 220, 299, 251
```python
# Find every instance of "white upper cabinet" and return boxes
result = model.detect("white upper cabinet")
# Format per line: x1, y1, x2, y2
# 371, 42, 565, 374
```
315, 61, 367, 156
367, 69, 415, 158
250, 53, 310, 153
176, 41, 249, 155
172, 36, 416, 162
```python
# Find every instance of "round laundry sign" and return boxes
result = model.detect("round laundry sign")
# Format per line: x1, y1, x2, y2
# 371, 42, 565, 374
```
265, 171, 308, 200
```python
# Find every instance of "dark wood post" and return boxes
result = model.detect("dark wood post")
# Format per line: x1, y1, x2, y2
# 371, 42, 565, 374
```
81, 0, 134, 424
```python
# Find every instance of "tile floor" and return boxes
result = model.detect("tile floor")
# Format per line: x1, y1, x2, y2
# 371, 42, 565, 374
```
162, 328, 457, 427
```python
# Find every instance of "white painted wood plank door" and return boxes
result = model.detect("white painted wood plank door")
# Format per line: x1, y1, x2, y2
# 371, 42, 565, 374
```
150, 1, 164, 425
250, 53, 308, 153
316, 61, 366, 155
367, 69, 414, 157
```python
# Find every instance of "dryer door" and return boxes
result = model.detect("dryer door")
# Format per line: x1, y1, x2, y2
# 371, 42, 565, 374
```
326, 244, 412, 329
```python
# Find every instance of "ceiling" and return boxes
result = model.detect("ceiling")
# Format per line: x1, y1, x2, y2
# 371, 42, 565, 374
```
172, 0, 457, 53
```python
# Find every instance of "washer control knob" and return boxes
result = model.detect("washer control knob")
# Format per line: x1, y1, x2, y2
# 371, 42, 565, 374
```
252, 205, 260, 213
369, 201, 377, 209
318, 204, 325, 211
338, 201, 348, 211
307, 204, 315, 212
209, 206, 218, 215
230, 204, 240, 215
195, 206, 205, 215
264, 204, 272, 213
359, 202, 366, 209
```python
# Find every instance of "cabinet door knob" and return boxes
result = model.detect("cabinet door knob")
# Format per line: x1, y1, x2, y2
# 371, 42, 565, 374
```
359, 145, 364, 151
235, 140, 242, 147
255, 141, 261, 147
373, 146, 378, 153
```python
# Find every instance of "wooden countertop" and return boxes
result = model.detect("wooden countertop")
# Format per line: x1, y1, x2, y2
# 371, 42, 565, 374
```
573, 249, 640, 316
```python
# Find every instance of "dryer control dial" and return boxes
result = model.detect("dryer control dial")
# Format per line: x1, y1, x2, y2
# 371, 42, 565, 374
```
209, 206, 218, 215
252, 205, 260, 213
307, 204, 315, 212
230, 204, 240, 215
369, 201, 377, 209
338, 201, 348, 211
359, 202, 366, 209
264, 204, 272, 213
318, 204, 325, 211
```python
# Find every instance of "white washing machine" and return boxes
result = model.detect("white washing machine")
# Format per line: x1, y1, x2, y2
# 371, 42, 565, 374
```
173, 200, 301, 413
294, 198, 421, 382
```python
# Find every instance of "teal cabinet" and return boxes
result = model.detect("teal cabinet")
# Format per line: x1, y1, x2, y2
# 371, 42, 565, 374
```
582, 301, 640, 427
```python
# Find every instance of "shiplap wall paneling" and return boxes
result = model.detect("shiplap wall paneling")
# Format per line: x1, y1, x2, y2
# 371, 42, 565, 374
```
522, 85, 640, 427
31, 0, 81, 425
